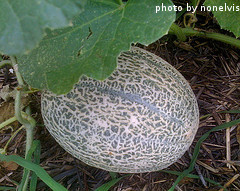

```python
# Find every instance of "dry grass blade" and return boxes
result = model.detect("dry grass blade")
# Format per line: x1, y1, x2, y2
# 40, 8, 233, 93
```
225, 114, 231, 169
196, 160, 219, 173
219, 174, 240, 191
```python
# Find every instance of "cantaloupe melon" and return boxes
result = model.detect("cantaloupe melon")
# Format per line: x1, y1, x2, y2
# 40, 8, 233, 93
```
41, 47, 199, 173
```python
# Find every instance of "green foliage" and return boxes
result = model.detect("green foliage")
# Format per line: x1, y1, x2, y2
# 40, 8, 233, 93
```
0, 187, 15, 190
18, 140, 41, 191
29, 140, 41, 191
0, 151, 67, 191
109, 172, 118, 180
204, 0, 240, 37
162, 170, 227, 190
18, 0, 175, 94
1, 1, 240, 190
0, 0, 86, 55
95, 177, 123, 191
168, 118, 240, 191
1, 0, 240, 95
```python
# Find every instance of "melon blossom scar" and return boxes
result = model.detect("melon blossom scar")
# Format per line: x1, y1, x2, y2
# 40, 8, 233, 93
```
156, 3, 182, 13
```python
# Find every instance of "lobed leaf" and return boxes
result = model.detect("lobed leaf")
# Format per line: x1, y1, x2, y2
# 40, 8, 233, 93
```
0, 0, 86, 55
19, 0, 175, 94
204, 0, 240, 37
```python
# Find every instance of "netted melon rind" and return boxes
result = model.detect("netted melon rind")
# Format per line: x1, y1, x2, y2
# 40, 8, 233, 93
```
41, 47, 199, 173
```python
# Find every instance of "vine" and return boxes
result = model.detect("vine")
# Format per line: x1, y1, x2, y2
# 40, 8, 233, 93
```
0, 57, 36, 190
169, 23, 240, 48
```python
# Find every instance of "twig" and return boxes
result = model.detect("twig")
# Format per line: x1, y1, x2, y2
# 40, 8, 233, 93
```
175, 185, 183, 191
219, 174, 240, 191
196, 160, 219, 174
226, 114, 231, 168
188, 152, 207, 188
201, 144, 217, 167
3, 126, 24, 153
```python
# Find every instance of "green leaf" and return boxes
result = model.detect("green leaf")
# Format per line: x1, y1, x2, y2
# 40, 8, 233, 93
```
162, 170, 227, 190
0, 0, 86, 55
0, 187, 15, 190
204, 0, 240, 37
95, 177, 123, 191
18, 140, 41, 191
19, 0, 175, 94
0, 153, 68, 191
30, 140, 41, 191
109, 172, 118, 180
168, 118, 240, 191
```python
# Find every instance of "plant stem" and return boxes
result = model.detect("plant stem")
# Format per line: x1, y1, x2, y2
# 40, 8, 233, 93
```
9, 56, 36, 191
15, 90, 29, 126
169, 23, 240, 49
10, 57, 24, 86
22, 123, 34, 190
22, 172, 31, 191
10, 56, 29, 126
22, 122, 33, 191
116, 0, 123, 5
0, 116, 17, 130
25, 125, 34, 157
170, 23, 186, 41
